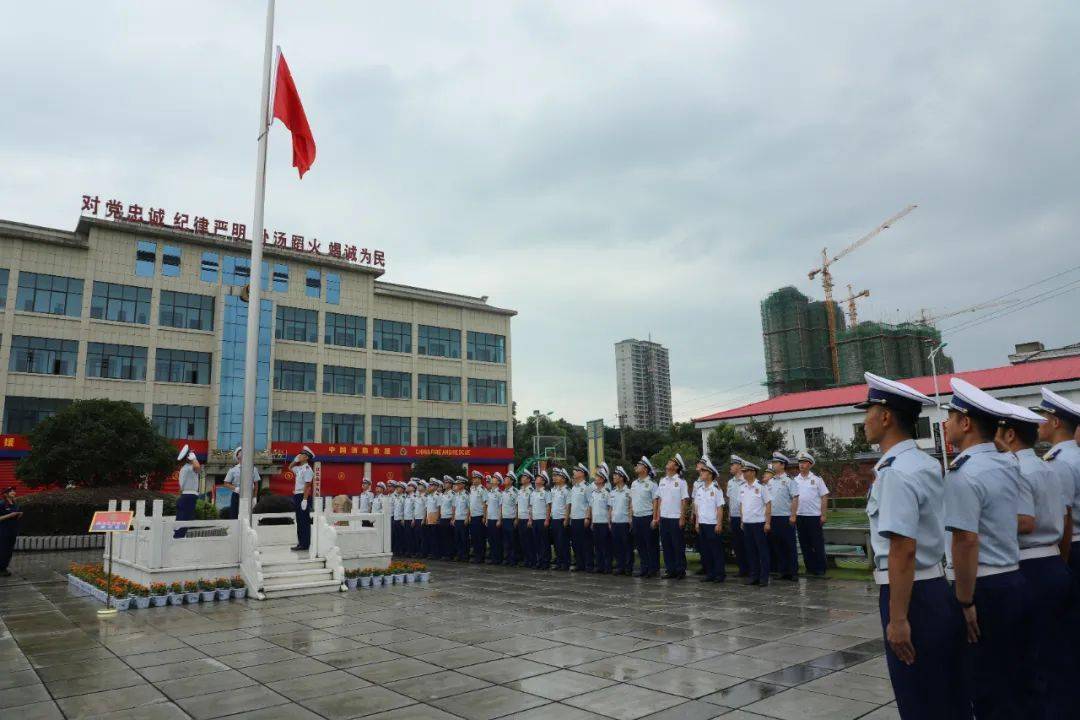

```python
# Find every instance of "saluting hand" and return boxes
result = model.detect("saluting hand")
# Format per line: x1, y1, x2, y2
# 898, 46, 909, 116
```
886, 618, 916, 665
963, 605, 980, 643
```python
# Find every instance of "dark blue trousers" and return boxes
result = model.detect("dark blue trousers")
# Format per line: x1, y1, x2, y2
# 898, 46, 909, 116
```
390, 519, 401, 554
632, 516, 658, 574
552, 520, 571, 569
487, 520, 503, 564
771, 517, 798, 577
1020, 555, 1072, 720
611, 522, 631, 573
797, 515, 827, 574
533, 521, 550, 568
659, 518, 686, 575
292, 493, 311, 549
173, 494, 198, 538
438, 519, 453, 559
228, 492, 240, 520
518, 520, 535, 567
0, 531, 16, 571
879, 577, 969, 720
967, 570, 1030, 720
742, 521, 769, 583
592, 523, 612, 573
698, 523, 723, 580
454, 519, 468, 560
730, 516, 749, 576
469, 516, 485, 562
571, 519, 593, 571
502, 520, 517, 565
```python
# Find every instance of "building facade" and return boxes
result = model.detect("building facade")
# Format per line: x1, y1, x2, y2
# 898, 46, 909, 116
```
0, 215, 515, 494
615, 338, 672, 430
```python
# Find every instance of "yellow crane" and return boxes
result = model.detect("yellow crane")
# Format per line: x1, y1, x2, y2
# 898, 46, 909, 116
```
843, 284, 870, 326
808, 204, 917, 383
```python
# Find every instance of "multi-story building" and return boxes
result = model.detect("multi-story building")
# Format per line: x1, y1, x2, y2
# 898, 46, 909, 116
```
0, 214, 515, 494
614, 338, 672, 430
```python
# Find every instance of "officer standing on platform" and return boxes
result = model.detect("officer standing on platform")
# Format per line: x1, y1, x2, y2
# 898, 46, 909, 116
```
486, 473, 503, 564
289, 446, 315, 551
768, 452, 800, 581
739, 460, 771, 586
856, 372, 966, 720
610, 467, 633, 575
530, 471, 552, 569
500, 472, 518, 566
0, 487, 23, 577
630, 457, 659, 578
468, 470, 488, 563
550, 468, 572, 571
439, 475, 455, 560
1033, 388, 1080, 575
589, 466, 613, 573
452, 476, 469, 561
655, 453, 689, 579
517, 470, 535, 567
222, 447, 259, 519
692, 457, 725, 583
569, 464, 594, 572
795, 450, 829, 576
727, 456, 749, 578
944, 378, 1029, 718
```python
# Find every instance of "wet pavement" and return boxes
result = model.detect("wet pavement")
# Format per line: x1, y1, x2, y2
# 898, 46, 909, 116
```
0, 551, 898, 719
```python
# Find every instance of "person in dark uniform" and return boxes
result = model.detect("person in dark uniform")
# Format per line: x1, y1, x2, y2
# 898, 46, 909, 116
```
290, 446, 315, 551
173, 444, 201, 539
0, 487, 23, 577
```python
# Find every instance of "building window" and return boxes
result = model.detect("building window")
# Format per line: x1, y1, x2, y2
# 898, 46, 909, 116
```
323, 365, 365, 395
16, 272, 84, 317
159, 290, 214, 331
322, 413, 364, 443
468, 420, 507, 448
152, 404, 208, 439
272, 410, 314, 442
86, 343, 147, 381
155, 348, 211, 385
135, 241, 156, 277
274, 360, 316, 392
418, 417, 461, 446
324, 312, 365, 348
467, 331, 505, 363
305, 269, 321, 298
9, 336, 78, 376
804, 426, 825, 449
468, 378, 507, 405
418, 325, 461, 359
916, 416, 932, 440
326, 273, 340, 305
0, 268, 8, 309
162, 246, 181, 277
200, 252, 219, 283
372, 319, 412, 353
275, 306, 318, 343
417, 374, 461, 402
852, 423, 867, 446
90, 281, 151, 325
272, 264, 288, 292
223, 256, 250, 286
371, 415, 410, 444
372, 370, 411, 399
3, 396, 71, 434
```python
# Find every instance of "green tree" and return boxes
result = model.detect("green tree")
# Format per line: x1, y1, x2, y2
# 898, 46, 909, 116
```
706, 418, 789, 468
412, 455, 465, 480
649, 441, 702, 478
810, 432, 871, 487
16, 400, 177, 489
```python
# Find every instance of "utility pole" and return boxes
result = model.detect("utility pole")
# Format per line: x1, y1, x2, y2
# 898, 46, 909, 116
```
618, 413, 628, 463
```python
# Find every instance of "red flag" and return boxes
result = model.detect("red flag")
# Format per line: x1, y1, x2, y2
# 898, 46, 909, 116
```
272, 48, 316, 178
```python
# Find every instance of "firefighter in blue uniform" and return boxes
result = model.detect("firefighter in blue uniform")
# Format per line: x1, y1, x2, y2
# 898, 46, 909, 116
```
656, 453, 689, 579
569, 464, 594, 572
289, 446, 315, 551
550, 468, 572, 570
0, 486, 22, 577
630, 457, 659, 577
726, 456, 749, 578
486, 473, 503, 564
530, 471, 552, 569
692, 457, 725, 583
452, 477, 469, 561
516, 470, 535, 567
738, 460, 770, 586
1032, 388, 1080, 574
438, 476, 455, 560
468, 470, 487, 563
610, 467, 633, 575
589, 465, 613, 573
768, 452, 800, 580
500, 472, 518, 566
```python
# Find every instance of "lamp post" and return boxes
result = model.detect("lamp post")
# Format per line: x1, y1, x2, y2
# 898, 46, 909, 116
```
928, 342, 950, 469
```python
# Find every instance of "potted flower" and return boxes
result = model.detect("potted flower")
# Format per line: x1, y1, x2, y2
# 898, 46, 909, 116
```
230, 576, 247, 600
358, 568, 374, 588
150, 583, 169, 607
390, 562, 407, 584
109, 582, 131, 610
131, 583, 151, 610
169, 581, 184, 605
372, 568, 386, 587
198, 579, 216, 603
183, 580, 200, 604
214, 577, 232, 601
344, 568, 359, 590
413, 562, 430, 583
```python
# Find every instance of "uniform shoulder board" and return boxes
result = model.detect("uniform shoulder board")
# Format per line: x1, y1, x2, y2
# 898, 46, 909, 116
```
1043, 448, 1060, 462
877, 456, 897, 471
948, 455, 970, 472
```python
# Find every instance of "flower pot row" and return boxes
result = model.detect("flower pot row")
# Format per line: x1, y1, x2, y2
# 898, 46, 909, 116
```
343, 564, 430, 590
68, 564, 248, 610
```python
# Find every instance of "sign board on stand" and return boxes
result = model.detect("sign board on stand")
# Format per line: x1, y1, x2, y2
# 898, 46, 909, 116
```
88, 511, 134, 616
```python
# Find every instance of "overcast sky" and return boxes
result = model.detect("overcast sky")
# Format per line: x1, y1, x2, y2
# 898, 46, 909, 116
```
3, 2, 1079, 425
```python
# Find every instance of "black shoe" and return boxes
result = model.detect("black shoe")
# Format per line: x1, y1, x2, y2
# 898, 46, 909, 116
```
663, 572, 677, 579
742, 578, 758, 586
699, 577, 713, 583
676, 571, 686, 580
694, 568, 706, 575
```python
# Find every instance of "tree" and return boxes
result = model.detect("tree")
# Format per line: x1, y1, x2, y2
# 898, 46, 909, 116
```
649, 441, 702, 478
809, 432, 871, 493
17, 400, 177, 489
412, 455, 466, 480
706, 418, 789, 467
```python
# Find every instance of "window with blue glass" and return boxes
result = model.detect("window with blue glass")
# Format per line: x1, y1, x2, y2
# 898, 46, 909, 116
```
9, 336, 78, 376
326, 273, 340, 305
135, 241, 156, 277
155, 348, 211, 385
3, 396, 71, 434
0, 268, 8, 309
418, 325, 460, 358
16, 272, 84, 317
371, 415, 410, 444
152, 404, 208, 439
159, 290, 214, 330
275, 306, 318, 343
372, 370, 411, 399
323, 365, 365, 395
372, 319, 412, 353
325, 312, 365, 348
418, 418, 461, 446
468, 378, 507, 405
162, 246, 181, 277
468, 420, 507, 448
322, 413, 364, 443
86, 342, 147, 381
218, 296, 271, 450
223, 256, 250, 286
305, 269, 321, 298
467, 331, 505, 363
274, 360, 316, 392
272, 264, 288, 292
418, 374, 461, 402
272, 410, 314, 442
200, 252, 219, 283
90, 282, 151, 324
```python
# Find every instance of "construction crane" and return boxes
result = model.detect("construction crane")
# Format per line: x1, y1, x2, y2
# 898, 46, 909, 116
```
843, 284, 870, 326
808, 204, 917, 383
915, 299, 1019, 326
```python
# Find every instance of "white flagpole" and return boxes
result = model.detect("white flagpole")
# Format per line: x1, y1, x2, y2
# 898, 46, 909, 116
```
239, 0, 275, 531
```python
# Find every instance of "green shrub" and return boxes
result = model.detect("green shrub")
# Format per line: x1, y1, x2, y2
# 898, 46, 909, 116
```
17, 487, 178, 536
194, 499, 220, 520
830, 497, 868, 510
252, 494, 295, 525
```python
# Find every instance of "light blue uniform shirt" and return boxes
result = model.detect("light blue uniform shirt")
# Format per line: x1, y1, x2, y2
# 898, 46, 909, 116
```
178, 464, 200, 494
569, 483, 591, 520
944, 443, 1021, 568
530, 488, 550, 520
517, 486, 532, 517
866, 439, 946, 573
469, 487, 487, 517
403, 494, 414, 519
1016, 448, 1066, 550
630, 478, 657, 517
768, 475, 799, 517
425, 493, 439, 514
549, 486, 570, 520
501, 487, 518, 519
486, 488, 501, 519
1045, 440, 1080, 536
589, 486, 611, 523
609, 487, 631, 523
371, 495, 386, 514
439, 491, 454, 517
453, 491, 469, 520
391, 494, 404, 520
414, 493, 426, 520
726, 478, 745, 517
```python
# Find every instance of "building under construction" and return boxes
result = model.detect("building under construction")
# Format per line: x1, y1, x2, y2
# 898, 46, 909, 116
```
836, 321, 953, 386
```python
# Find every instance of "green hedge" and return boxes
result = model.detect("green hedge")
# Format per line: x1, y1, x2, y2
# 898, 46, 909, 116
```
18, 487, 180, 536
830, 497, 868, 509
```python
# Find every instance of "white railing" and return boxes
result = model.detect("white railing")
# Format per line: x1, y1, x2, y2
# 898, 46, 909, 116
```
105, 499, 239, 571
239, 516, 264, 600
316, 496, 392, 568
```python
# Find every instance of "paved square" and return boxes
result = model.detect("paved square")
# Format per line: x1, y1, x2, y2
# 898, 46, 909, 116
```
0, 551, 896, 719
